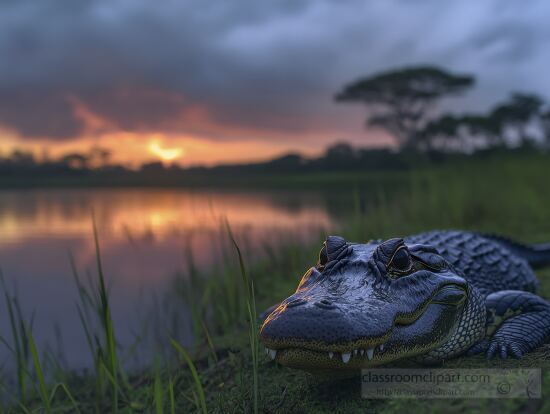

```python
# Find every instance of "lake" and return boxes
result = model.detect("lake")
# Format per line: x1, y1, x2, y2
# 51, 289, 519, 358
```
0, 188, 350, 372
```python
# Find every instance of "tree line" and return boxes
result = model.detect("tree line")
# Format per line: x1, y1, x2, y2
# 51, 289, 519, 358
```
335, 66, 550, 152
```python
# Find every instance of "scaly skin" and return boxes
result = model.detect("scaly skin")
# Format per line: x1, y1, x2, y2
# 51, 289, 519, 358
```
259, 230, 550, 374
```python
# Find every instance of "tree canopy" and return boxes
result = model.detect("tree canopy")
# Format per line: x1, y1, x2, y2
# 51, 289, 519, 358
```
489, 93, 544, 144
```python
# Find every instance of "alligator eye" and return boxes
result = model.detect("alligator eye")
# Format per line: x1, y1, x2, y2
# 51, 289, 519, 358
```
318, 245, 328, 268
389, 247, 412, 273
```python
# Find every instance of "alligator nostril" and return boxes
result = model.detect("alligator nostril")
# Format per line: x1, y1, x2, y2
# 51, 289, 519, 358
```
314, 299, 336, 309
286, 298, 307, 308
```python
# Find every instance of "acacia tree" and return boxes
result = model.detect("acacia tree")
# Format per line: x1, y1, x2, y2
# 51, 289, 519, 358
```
416, 115, 462, 152
459, 115, 502, 148
489, 93, 544, 146
541, 111, 550, 149
418, 114, 501, 152
335, 66, 474, 148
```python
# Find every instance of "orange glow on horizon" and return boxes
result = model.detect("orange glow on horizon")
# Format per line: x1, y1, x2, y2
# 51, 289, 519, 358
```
0, 129, 328, 168
0, 92, 329, 167
0, 87, 393, 167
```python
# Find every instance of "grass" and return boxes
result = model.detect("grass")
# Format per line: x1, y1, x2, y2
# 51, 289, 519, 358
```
92, 214, 121, 413
225, 219, 260, 414
153, 359, 164, 414
1, 152, 550, 412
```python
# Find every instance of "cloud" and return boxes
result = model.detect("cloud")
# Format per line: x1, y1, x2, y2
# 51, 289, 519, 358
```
0, 0, 549, 145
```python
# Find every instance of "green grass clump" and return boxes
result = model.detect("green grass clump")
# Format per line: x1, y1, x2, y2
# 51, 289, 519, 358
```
0, 270, 32, 405
171, 339, 207, 414
67, 216, 126, 412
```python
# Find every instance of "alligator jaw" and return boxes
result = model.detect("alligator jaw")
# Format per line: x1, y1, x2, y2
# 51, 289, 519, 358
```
263, 342, 394, 372
262, 334, 393, 369
265, 343, 385, 362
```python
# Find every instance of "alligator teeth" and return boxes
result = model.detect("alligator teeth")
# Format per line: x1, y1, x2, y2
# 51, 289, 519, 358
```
341, 353, 351, 363
379, 344, 384, 352
360, 349, 365, 356
328, 352, 334, 359
268, 349, 277, 360
366, 348, 374, 360
265, 348, 269, 355
353, 349, 358, 355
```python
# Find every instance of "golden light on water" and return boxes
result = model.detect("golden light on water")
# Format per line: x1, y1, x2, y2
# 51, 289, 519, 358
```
148, 138, 184, 162
0, 189, 333, 245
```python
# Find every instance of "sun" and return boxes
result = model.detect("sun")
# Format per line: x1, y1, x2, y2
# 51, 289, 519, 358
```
148, 139, 184, 162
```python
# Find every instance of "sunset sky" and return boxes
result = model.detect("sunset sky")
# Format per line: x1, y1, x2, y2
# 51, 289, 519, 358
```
1, 0, 549, 166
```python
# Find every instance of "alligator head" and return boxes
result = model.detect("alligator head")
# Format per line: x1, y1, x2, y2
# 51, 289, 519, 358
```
259, 236, 475, 373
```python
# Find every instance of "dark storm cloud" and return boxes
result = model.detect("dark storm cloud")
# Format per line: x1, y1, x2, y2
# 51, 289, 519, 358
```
0, 0, 549, 141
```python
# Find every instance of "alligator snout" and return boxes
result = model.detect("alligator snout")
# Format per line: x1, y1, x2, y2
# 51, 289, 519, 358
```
260, 299, 361, 348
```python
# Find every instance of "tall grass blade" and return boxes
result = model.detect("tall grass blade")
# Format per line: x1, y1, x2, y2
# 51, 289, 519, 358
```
154, 362, 164, 414
99, 361, 130, 404
92, 214, 120, 413
224, 219, 259, 414
168, 377, 175, 414
200, 320, 218, 363
27, 326, 51, 414
49, 383, 81, 413
0, 269, 27, 403
170, 339, 207, 414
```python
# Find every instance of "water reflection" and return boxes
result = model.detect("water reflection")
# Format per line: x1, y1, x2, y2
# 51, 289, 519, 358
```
0, 188, 338, 370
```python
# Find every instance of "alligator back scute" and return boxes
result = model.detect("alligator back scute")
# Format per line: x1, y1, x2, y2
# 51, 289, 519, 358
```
405, 231, 539, 296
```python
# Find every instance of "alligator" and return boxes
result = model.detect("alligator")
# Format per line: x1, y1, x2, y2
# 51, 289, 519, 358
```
259, 230, 550, 373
